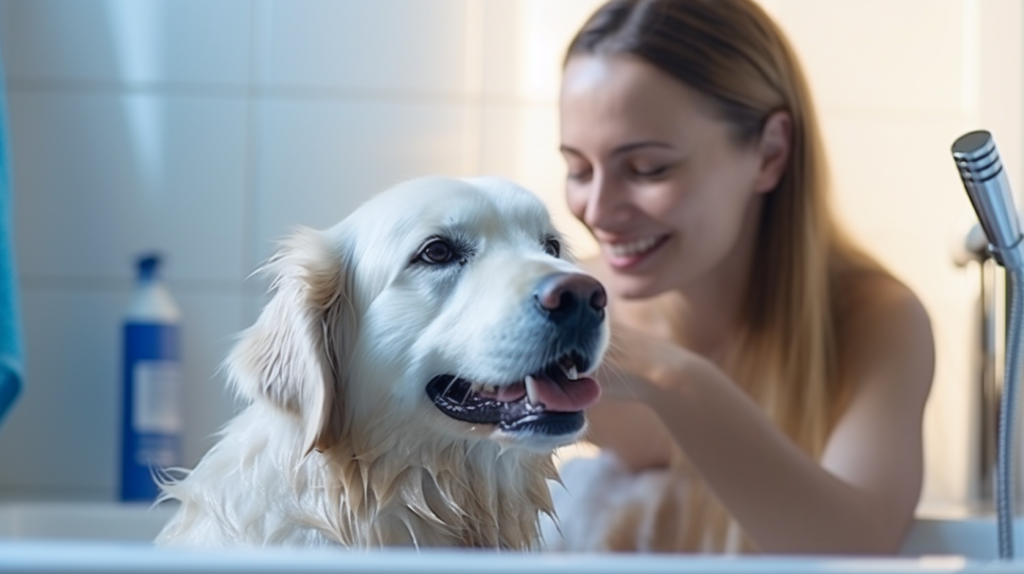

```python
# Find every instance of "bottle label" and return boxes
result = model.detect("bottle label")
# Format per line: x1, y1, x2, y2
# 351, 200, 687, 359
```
132, 360, 182, 434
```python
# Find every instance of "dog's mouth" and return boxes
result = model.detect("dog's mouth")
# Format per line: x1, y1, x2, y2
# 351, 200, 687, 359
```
425, 352, 601, 436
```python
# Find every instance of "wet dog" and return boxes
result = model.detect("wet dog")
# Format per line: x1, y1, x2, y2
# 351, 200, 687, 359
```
155, 176, 608, 549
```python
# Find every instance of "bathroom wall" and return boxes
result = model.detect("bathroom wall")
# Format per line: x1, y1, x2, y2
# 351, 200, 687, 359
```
0, 0, 1019, 511
767, 0, 1024, 508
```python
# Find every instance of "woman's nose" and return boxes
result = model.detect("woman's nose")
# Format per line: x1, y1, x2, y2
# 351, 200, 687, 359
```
582, 175, 631, 229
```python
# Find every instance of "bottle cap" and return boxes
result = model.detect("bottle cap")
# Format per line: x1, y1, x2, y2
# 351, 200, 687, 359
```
136, 253, 162, 281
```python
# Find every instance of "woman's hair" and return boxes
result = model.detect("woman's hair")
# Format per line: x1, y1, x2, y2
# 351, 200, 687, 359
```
565, 0, 878, 552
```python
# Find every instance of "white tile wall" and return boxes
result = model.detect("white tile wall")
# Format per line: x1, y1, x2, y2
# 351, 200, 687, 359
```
481, 0, 604, 103
0, 2, 14, 64
0, 0, 1018, 514
11, 91, 249, 283
0, 288, 127, 495
5, 0, 252, 87
479, 102, 596, 258
252, 99, 476, 268
173, 291, 247, 461
256, 0, 477, 95
0, 288, 242, 495
775, 0, 966, 116
822, 114, 975, 276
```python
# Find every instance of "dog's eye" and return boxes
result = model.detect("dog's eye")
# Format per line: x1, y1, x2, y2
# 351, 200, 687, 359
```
420, 239, 455, 264
543, 237, 561, 258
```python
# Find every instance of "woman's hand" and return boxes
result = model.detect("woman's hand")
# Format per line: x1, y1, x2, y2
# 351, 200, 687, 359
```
596, 323, 692, 402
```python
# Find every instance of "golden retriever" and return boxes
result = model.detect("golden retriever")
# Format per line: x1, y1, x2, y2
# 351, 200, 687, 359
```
154, 176, 609, 550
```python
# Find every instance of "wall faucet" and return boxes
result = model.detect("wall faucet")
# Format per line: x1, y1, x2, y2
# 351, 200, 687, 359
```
954, 222, 1002, 509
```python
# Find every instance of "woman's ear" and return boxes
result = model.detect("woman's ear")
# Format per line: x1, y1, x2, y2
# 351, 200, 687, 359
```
225, 227, 353, 455
752, 110, 793, 194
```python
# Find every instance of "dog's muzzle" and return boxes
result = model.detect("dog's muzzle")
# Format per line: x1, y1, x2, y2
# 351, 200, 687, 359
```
426, 272, 607, 439
533, 272, 606, 329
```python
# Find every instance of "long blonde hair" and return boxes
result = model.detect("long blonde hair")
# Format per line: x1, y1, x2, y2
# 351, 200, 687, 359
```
565, 0, 879, 551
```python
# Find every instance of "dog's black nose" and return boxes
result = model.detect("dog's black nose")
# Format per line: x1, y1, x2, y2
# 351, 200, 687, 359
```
534, 273, 606, 323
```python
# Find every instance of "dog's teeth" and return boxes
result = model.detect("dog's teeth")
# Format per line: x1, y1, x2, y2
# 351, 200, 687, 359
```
476, 383, 502, 398
525, 375, 541, 406
559, 362, 578, 381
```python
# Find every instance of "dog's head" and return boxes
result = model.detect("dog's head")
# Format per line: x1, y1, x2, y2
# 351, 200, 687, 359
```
228, 176, 609, 456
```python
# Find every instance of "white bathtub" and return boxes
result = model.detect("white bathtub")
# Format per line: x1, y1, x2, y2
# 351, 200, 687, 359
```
0, 501, 176, 542
0, 502, 1018, 573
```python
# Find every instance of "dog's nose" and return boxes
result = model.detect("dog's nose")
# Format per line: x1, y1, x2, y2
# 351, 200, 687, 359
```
534, 273, 607, 322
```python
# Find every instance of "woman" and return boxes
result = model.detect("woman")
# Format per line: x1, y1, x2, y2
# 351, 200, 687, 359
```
551, 0, 935, 555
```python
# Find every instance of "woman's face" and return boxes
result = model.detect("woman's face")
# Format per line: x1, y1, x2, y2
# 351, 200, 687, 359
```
560, 55, 780, 300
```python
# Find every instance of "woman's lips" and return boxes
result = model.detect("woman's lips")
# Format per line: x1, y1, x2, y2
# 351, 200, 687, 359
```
602, 234, 669, 270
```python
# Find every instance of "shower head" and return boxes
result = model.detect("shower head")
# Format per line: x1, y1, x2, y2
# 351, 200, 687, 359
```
952, 130, 1024, 268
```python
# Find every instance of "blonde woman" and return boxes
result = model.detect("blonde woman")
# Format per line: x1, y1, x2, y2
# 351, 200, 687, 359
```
550, 0, 935, 554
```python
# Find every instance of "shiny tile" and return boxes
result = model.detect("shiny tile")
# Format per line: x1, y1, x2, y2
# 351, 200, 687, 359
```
5, 0, 251, 86
10, 91, 248, 284
258, 0, 476, 95
251, 98, 474, 267
0, 287, 243, 494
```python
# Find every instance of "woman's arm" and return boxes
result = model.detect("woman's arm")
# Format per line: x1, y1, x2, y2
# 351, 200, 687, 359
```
584, 400, 676, 470
598, 280, 934, 555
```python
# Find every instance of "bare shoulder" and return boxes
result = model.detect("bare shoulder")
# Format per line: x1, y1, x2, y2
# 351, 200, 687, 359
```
833, 265, 935, 397
821, 265, 935, 521
834, 267, 931, 341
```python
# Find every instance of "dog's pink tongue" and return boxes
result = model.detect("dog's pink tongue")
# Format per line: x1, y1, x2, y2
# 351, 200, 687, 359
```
525, 374, 601, 412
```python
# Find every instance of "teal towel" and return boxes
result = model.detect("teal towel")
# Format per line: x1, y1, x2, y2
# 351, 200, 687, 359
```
0, 45, 21, 429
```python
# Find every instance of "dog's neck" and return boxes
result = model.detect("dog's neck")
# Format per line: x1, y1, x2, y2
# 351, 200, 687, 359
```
318, 435, 558, 549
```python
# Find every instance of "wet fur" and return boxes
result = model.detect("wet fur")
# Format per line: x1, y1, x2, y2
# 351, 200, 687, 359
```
155, 177, 601, 549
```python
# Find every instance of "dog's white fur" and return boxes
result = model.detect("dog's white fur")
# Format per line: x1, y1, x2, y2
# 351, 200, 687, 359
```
155, 176, 608, 550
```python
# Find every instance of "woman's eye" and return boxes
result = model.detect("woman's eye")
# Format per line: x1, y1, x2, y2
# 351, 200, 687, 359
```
561, 152, 593, 183
566, 170, 591, 183
633, 165, 668, 178
543, 238, 561, 258
420, 239, 454, 264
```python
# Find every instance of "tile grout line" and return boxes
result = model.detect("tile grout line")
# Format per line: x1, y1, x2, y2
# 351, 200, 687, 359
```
3, 78, 564, 109
467, 0, 484, 176
18, 276, 250, 294
239, 0, 262, 331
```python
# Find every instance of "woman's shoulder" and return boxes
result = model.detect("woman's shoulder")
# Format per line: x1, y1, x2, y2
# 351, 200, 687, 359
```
832, 261, 927, 326
831, 259, 934, 385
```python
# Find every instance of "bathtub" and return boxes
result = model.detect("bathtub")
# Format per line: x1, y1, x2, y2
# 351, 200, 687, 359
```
0, 501, 1019, 573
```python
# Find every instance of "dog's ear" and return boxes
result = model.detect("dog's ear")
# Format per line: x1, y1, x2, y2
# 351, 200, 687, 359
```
227, 227, 353, 455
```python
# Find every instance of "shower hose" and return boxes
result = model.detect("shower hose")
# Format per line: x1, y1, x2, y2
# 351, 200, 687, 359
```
998, 265, 1024, 559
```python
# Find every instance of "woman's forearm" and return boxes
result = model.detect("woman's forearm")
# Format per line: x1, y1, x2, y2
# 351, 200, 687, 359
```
642, 357, 910, 555
584, 400, 676, 470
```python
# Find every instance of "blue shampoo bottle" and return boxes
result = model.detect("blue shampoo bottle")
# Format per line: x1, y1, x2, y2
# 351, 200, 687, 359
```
119, 253, 183, 502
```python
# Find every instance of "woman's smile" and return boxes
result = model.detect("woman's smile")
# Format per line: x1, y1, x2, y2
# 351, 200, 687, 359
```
602, 233, 671, 270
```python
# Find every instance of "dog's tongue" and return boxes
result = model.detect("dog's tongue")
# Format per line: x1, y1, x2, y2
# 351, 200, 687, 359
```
525, 373, 601, 412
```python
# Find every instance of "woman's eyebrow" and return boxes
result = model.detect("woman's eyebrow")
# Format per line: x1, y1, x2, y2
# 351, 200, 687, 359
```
610, 141, 675, 156
559, 140, 675, 157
